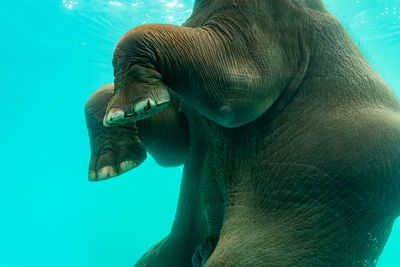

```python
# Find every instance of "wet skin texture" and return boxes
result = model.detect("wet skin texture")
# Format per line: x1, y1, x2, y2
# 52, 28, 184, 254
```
85, 0, 400, 266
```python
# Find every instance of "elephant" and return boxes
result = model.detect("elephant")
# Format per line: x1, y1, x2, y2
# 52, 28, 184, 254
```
84, 0, 400, 266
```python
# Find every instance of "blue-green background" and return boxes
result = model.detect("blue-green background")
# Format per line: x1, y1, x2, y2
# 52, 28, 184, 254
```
1, 0, 399, 266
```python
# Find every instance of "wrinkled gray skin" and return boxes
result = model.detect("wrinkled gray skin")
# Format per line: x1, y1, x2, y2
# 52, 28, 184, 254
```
85, 0, 400, 266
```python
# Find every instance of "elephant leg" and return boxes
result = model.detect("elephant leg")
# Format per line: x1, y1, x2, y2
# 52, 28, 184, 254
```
135, 154, 216, 266
192, 237, 218, 267
104, 73, 171, 127
105, 19, 309, 128
85, 84, 148, 181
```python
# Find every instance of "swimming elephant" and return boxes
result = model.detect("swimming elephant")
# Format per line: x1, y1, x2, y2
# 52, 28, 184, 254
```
85, 0, 400, 265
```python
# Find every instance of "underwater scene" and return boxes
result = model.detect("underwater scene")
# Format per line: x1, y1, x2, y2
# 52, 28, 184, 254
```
1, 0, 400, 266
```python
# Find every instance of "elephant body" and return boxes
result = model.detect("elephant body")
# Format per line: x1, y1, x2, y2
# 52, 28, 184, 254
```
168, 83, 400, 267
85, 0, 400, 266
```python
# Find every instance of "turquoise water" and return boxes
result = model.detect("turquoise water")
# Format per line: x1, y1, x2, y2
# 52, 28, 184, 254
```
1, 0, 399, 266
